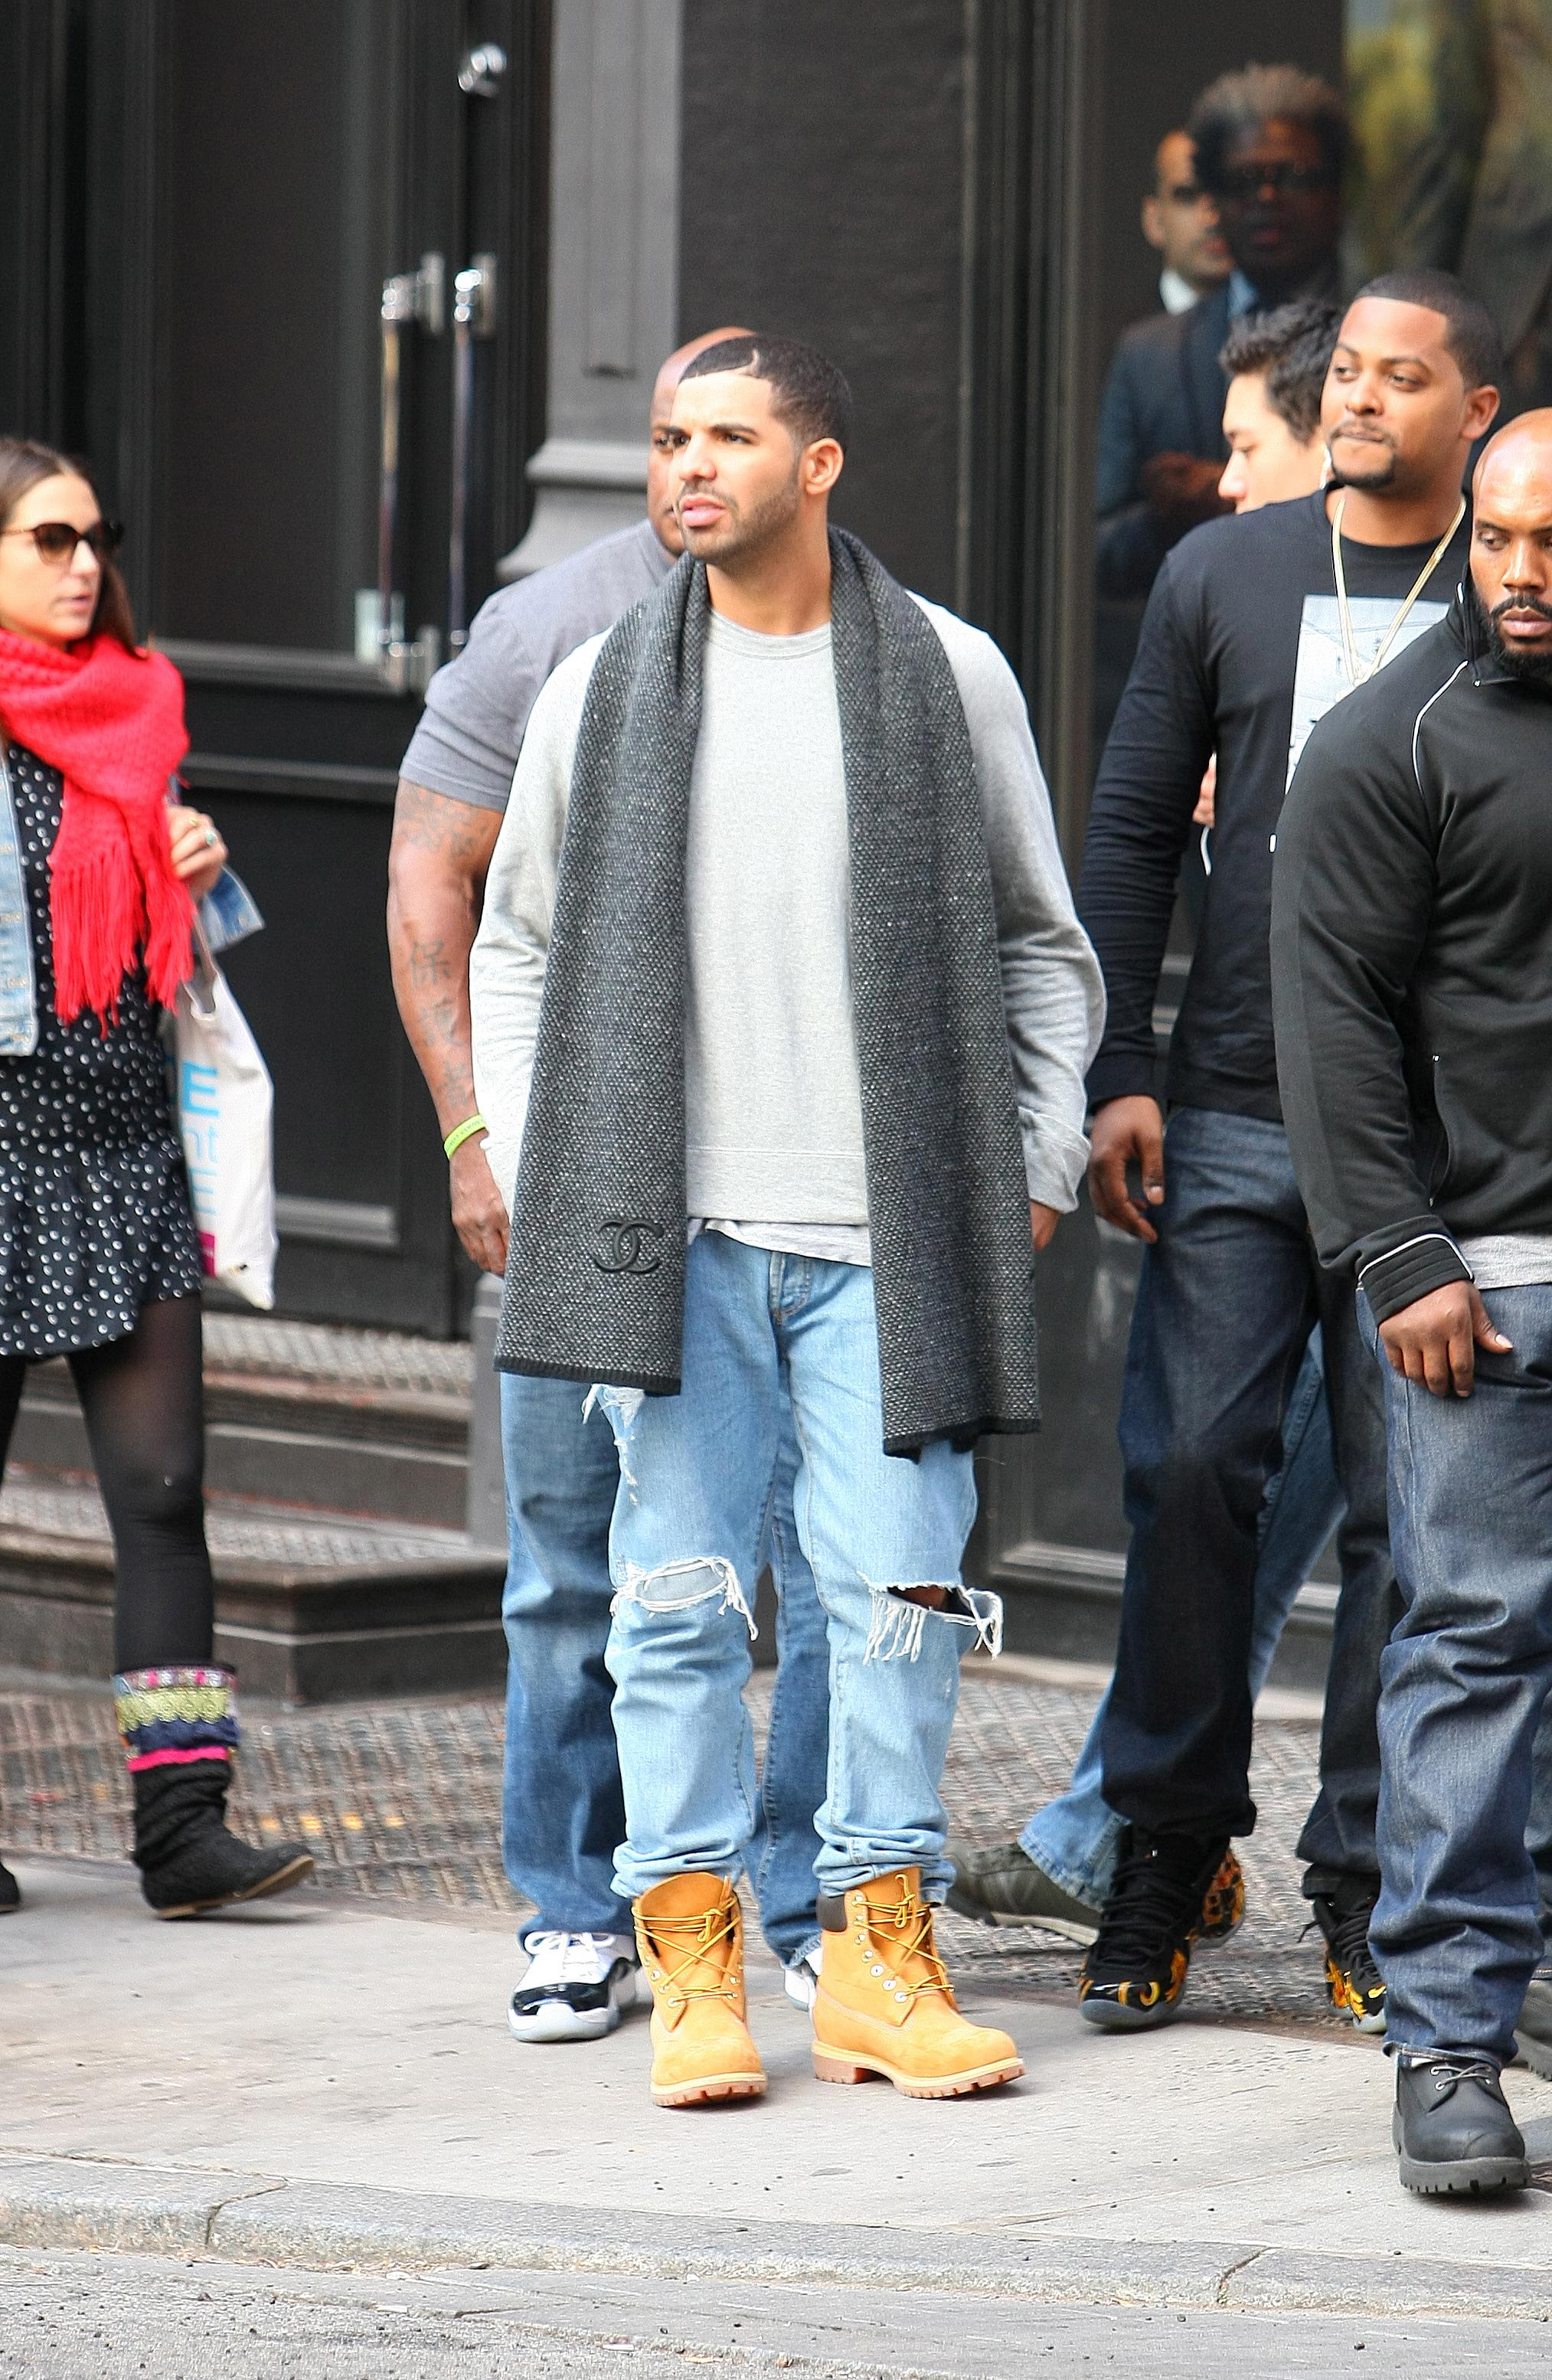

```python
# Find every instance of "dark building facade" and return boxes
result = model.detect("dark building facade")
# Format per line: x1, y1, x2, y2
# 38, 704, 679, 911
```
5, 2, 1390, 1632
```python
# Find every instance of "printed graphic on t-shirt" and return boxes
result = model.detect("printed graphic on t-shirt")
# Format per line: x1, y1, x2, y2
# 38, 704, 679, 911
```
1285, 596, 1448, 786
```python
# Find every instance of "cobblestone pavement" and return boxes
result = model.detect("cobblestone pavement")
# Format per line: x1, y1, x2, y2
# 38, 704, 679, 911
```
0, 1669, 1335, 2029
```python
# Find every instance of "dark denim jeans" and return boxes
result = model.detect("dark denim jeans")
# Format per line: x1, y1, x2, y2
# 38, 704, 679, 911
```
1023, 1329, 1342, 1904
498, 1372, 830, 1966
1364, 1286, 1552, 2066
1099, 1106, 1397, 1870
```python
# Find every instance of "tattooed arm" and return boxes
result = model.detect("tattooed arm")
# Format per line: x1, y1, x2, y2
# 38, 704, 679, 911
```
387, 780, 508, 1273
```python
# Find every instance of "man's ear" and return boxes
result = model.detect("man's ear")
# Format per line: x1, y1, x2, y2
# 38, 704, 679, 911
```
1141, 195, 1165, 253
802, 439, 845, 499
1465, 382, 1502, 444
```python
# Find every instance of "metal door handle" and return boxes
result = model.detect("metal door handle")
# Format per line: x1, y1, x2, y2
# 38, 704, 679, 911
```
448, 256, 498, 656
458, 43, 508, 96
377, 253, 444, 695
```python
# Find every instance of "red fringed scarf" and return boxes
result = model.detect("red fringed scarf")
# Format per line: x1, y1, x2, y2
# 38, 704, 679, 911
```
0, 630, 194, 1026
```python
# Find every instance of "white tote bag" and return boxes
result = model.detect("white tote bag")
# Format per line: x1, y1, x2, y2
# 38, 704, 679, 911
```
173, 937, 278, 1309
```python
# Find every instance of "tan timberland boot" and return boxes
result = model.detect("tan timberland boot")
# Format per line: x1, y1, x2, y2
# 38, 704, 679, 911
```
632, 1872, 766, 2109
812, 1867, 1023, 2098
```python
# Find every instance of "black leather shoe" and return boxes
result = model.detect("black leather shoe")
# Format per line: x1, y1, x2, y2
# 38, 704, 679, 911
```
0, 1859, 19, 1913
1514, 1978, 1552, 2081
1393, 2058, 1529, 2195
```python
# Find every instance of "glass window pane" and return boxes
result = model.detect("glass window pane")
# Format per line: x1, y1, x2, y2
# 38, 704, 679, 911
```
152, 0, 395, 651
1348, 0, 1552, 416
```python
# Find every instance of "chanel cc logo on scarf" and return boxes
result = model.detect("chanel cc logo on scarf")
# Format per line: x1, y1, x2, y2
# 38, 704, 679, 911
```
593, 1217, 665, 1275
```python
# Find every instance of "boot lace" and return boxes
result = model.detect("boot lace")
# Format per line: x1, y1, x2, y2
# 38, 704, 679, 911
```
1091, 1833, 1214, 1968
862, 1883, 952, 2002
642, 1903, 741, 2007
1409, 2055, 1501, 2092
1325, 1898, 1381, 1994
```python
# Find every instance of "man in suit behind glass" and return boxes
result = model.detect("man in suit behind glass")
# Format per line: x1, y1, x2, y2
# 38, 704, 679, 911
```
1142, 127, 1230, 318
1096, 63, 1347, 602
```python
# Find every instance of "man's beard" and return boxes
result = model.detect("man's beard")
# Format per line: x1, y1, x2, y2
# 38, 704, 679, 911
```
1467, 577, 1552, 688
1326, 427, 1399, 491
676, 464, 802, 564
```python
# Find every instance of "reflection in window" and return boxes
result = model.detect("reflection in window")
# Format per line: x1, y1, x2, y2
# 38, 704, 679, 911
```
1348, 0, 1552, 415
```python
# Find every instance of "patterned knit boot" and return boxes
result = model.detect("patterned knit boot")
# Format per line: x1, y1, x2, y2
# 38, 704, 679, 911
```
117, 1666, 313, 1917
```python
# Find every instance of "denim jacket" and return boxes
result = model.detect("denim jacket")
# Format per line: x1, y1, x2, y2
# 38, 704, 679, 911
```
0, 746, 263, 1055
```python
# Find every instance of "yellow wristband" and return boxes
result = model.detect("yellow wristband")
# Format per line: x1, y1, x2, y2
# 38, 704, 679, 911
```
443, 1113, 487, 1159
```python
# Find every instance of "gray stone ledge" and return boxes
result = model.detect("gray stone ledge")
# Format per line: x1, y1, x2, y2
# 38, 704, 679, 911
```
211, 2183, 1238, 2302
0, 2155, 1547, 2320
1222, 2242, 1552, 2320
0, 2158, 281, 2255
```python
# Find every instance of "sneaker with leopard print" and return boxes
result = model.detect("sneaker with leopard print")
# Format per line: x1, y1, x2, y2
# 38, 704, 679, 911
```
1078, 1826, 1232, 2032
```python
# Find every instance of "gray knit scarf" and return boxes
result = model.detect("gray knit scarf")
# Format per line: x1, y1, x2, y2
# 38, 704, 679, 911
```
495, 529, 1038, 1454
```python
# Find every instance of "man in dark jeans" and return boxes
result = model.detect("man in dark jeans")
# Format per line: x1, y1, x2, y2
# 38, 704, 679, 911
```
1272, 411, 1552, 2192
1072, 271, 1501, 2034
387, 328, 832, 2048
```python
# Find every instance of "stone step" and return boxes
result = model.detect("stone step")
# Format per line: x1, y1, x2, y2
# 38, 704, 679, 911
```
15, 1312, 475, 1532
11, 1399, 469, 1530
0, 1471, 505, 1705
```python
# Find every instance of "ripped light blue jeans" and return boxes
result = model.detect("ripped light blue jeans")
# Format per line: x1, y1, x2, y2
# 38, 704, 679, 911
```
597, 1231, 993, 1909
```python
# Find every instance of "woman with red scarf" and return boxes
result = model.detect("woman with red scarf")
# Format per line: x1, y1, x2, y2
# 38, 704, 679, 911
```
0, 437, 309, 1918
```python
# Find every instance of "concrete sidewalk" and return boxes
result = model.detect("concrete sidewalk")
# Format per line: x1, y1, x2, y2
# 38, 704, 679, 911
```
2, 1856, 1550, 2322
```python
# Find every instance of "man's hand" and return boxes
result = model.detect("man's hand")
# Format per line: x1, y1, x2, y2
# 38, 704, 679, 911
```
1086, 1096, 1166, 1242
1378, 1280, 1513, 1398
451, 1139, 509, 1276
1140, 452, 1233, 538
1030, 1201, 1060, 1252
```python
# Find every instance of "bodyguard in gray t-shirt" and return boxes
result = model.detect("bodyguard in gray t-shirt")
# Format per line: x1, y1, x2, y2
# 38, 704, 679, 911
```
385, 329, 831, 2050
400, 515, 670, 818
389, 486, 680, 1273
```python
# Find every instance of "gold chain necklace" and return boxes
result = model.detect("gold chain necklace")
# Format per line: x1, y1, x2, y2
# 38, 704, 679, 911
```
1331, 490, 1465, 688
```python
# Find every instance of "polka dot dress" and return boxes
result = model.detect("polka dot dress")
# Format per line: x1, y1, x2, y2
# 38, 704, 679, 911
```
0, 746, 201, 1359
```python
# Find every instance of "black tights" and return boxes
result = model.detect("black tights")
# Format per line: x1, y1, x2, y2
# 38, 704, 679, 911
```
0, 1294, 214, 1672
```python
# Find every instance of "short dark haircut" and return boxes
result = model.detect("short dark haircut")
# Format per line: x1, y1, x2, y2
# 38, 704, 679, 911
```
678, 334, 854, 453
1189, 63, 1348, 196
1220, 300, 1342, 441
1351, 269, 1503, 391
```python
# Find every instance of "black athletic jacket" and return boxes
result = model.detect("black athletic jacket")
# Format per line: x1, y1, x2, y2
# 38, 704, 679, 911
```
1271, 593, 1552, 1322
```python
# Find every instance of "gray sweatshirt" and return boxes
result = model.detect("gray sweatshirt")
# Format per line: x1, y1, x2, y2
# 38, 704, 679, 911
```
470, 593, 1104, 1232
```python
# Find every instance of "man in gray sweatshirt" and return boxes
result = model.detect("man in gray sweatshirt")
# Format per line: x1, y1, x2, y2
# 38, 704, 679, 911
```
471, 335, 1103, 2111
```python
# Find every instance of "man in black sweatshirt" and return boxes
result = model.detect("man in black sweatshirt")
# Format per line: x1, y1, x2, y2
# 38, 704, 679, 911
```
1272, 414, 1552, 2195
1067, 271, 1501, 2038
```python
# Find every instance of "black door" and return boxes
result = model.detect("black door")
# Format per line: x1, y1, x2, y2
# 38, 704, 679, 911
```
4, 0, 547, 1334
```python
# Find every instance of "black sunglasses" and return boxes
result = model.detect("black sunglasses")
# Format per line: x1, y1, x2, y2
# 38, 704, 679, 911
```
1218, 162, 1335, 201
0, 518, 124, 564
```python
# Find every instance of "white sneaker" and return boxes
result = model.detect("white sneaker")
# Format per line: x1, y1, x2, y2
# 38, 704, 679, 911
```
783, 1949, 822, 2012
508, 1931, 639, 2043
